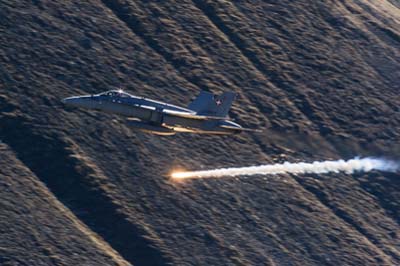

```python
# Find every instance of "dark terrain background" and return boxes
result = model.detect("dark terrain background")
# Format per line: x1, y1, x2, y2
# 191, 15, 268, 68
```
1, 1, 400, 265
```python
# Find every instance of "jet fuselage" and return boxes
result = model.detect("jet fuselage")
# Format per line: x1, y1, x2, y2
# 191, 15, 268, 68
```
63, 90, 248, 135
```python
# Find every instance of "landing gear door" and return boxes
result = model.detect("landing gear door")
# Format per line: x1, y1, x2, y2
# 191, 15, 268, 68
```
150, 108, 163, 124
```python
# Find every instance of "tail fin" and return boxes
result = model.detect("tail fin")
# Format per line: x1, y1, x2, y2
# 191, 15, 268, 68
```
188, 91, 237, 117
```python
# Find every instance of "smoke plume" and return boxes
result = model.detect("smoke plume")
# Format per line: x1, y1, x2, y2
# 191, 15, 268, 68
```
171, 157, 399, 180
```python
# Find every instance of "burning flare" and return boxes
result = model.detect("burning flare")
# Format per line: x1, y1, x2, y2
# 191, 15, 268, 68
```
171, 157, 399, 180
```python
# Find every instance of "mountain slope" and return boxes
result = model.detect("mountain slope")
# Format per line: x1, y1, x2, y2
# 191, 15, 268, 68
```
0, 0, 399, 265
0, 143, 129, 266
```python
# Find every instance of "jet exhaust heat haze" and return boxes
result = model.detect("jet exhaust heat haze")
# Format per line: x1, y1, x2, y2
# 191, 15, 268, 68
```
171, 157, 400, 180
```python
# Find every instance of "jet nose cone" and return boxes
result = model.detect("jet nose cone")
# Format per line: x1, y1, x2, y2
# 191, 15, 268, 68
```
62, 96, 94, 108
62, 96, 78, 105
62, 94, 97, 110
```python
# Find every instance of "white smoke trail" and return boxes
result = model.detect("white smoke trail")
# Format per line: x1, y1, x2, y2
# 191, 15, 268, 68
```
171, 157, 399, 180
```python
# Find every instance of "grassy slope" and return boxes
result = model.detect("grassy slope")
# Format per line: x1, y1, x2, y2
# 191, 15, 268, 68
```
0, 143, 129, 266
0, 0, 399, 265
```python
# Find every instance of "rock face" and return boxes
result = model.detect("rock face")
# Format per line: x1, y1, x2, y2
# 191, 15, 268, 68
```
0, 1, 399, 265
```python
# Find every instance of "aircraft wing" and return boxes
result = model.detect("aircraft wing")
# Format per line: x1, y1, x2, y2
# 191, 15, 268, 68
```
219, 125, 263, 133
163, 109, 226, 120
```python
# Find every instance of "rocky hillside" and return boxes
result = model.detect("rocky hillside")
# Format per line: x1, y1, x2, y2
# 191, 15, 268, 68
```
1, 1, 399, 265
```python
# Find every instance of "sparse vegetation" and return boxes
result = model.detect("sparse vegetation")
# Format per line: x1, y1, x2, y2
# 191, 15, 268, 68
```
0, 1, 399, 265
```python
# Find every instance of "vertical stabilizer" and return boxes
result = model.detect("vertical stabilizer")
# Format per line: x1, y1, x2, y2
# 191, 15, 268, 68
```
188, 91, 236, 117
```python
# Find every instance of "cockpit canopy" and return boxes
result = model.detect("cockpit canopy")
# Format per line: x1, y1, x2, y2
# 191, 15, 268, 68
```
98, 90, 132, 98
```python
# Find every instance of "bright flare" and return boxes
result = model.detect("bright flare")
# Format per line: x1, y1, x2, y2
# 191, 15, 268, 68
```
171, 171, 193, 179
170, 157, 399, 180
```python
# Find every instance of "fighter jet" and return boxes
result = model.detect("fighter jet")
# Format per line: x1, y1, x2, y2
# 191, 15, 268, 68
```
62, 89, 260, 135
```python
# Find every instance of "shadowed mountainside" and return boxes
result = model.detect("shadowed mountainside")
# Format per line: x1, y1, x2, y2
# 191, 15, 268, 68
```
0, 0, 400, 265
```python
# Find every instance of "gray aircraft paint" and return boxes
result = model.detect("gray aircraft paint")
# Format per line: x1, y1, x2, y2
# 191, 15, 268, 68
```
62, 90, 260, 135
